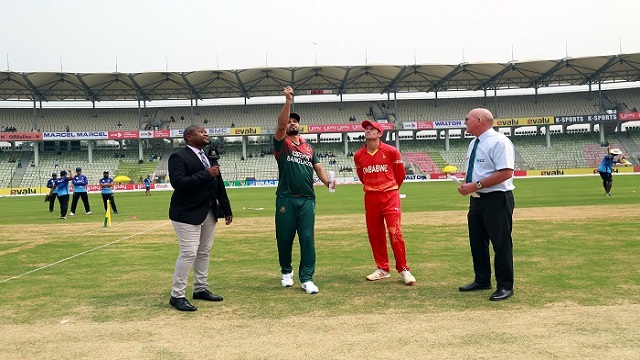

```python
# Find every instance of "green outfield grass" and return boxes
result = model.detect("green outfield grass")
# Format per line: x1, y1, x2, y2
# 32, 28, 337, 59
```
0, 175, 639, 358
0, 175, 638, 323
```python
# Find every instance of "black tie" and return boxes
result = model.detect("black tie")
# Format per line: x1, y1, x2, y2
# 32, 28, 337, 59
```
465, 139, 479, 183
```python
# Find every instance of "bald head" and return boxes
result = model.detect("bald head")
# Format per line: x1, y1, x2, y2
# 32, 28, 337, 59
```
471, 108, 494, 123
465, 108, 494, 136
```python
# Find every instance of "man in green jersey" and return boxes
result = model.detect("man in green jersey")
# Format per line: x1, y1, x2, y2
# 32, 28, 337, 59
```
273, 86, 335, 294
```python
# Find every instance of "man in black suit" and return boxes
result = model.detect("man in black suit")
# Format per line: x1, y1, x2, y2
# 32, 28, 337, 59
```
168, 125, 233, 311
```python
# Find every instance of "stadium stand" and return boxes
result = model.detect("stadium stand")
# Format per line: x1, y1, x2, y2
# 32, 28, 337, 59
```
2, 87, 640, 186
3, 88, 639, 133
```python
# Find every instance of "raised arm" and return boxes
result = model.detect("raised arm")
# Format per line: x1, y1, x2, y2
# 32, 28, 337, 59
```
275, 86, 293, 141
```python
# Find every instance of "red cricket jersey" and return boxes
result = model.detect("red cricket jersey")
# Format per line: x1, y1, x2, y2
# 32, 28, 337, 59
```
354, 142, 406, 192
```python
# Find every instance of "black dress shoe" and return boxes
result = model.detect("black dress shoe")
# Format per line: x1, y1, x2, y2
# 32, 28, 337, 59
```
169, 296, 197, 311
459, 282, 492, 292
193, 289, 223, 302
489, 289, 514, 301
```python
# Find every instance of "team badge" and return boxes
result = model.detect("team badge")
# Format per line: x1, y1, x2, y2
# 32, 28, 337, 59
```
279, 206, 286, 213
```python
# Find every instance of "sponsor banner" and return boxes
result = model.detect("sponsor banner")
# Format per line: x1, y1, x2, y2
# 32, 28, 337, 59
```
207, 128, 231, 136
307, 89, 333, 95
9, 187, 38, 195
306, 123, 395, 134
592, 166, 635, 174
154, 130, 171, 138
0, 132, 43, 141
404, 174, 430, 180
171, 129, 185, 138
494, 116, 554, 127
618, 111, 640, 121
555, 113, 620, 124
42, 131, 108, 140
428, 172, 466, 180
231, 127, 261, 135
586, 114, 618, 122
237, 179, 279, 187
86, 185, 102, 192
0, 187, 43, 196
298, 125, 309, 133
555, 115, 587, 123
430, 170, 528, 179
528, 167, 636, 176
416, 121, 435, 130
108, 131, 140, 140
431, 120, 464, 129
401, 122, 435, 130
530, 168, 594, 176
224, 180, 249, 187
138, 130, 154, 138
0, 184, 172, 196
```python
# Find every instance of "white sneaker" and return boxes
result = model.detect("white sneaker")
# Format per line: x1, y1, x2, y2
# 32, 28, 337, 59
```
86, 211, 92, 215
301, 281, 319, 294
68, 212, 75, 216
366, 268, 391, 281
281, 272, 294, 287
400, 270, 416, 285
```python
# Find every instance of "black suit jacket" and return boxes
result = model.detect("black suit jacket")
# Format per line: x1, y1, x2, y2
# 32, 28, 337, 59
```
168, 147, 232, 225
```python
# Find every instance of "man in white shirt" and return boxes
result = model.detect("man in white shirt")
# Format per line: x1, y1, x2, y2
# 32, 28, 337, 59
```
457, 108, 515, 301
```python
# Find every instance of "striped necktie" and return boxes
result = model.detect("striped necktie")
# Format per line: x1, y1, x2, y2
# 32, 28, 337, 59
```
198, 150, 210, 169
465, 139, 479, 183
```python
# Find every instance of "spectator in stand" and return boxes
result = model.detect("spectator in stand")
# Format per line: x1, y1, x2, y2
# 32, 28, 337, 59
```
46, 172, 58, 213
100, 170, 118, 214
69, 167, 92, 216
54, 159, 60, 168
17, 159, 22, 168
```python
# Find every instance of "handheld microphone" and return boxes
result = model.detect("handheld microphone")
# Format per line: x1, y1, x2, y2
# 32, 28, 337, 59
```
207, 144, 221, 166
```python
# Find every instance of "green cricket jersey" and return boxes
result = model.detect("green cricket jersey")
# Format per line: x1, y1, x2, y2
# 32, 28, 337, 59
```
273, 136, 319, 198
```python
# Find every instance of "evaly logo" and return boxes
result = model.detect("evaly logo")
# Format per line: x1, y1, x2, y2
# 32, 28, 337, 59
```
10, 188, 37, 195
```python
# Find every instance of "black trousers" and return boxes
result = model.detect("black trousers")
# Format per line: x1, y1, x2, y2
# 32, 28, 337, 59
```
70, 192, 91, 213
102, 193, 118, 212
49, 193, 57, 212
467, 191, 515, 290
57, 194, 70, 217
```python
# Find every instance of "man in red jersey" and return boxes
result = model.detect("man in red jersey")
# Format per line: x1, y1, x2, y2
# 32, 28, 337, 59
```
354, 120, 416, 285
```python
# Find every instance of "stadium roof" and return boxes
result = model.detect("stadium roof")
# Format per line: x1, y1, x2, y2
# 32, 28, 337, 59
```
1, 53, 640, 103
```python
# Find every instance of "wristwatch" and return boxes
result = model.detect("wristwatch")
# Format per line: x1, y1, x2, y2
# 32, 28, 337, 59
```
475, 181, 483, 189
